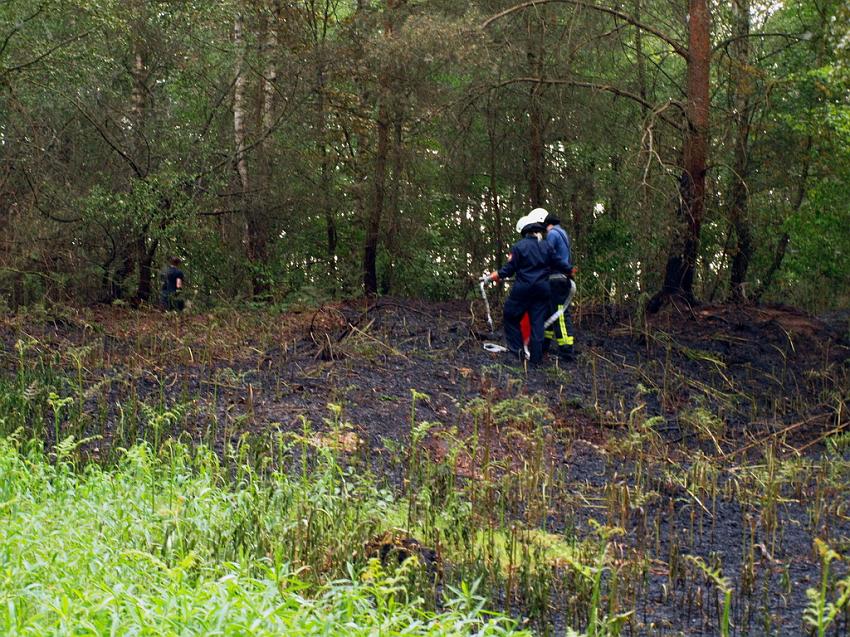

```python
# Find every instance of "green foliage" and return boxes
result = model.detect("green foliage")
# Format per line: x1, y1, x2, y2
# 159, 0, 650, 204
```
0, 0, 847, 309
804, 540, 850, 637
0, 436, 529, 636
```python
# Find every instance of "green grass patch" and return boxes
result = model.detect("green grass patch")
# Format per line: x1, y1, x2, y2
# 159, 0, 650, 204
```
0, 436, 529, 636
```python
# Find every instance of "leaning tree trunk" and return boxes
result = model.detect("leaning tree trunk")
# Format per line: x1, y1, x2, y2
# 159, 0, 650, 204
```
648, 0, 710, 312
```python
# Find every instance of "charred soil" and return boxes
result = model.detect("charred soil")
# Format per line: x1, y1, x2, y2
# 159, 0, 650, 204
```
2, 298, 849, 636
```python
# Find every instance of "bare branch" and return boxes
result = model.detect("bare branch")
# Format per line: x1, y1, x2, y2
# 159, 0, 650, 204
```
482, 0, 688, 58
2, 30, 93, 76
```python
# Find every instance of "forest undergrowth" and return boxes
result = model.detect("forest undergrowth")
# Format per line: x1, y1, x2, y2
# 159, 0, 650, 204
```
0, 298, 849, 636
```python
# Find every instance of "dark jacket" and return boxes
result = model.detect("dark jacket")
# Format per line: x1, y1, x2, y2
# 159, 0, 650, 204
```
161, 266, 185, 294
498, 232, 568, 287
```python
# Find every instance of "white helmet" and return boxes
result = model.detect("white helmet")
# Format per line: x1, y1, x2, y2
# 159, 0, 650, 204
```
514, 207, 549, 234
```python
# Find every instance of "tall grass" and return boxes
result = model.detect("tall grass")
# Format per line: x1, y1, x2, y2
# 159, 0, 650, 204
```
0, 434, 528, 636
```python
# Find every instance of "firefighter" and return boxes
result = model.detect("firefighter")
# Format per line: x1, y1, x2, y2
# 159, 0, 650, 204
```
543, 212, 576, 360
486, 209, 569, 364
159, 256, 186, 311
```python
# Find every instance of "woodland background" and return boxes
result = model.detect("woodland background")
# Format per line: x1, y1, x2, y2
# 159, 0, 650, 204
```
0, 0, 848, 311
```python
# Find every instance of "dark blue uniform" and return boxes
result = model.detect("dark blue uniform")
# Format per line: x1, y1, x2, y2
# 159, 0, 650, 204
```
497, 228, 567, 363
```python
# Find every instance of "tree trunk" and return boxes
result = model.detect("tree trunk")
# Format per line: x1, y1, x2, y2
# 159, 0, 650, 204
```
648, 0, 710, 312
527, 10, 545, 207
381, 116, 403, 294
728, 0, 752, 303
363, 96, 388, 296
249, 0, 281, 297
318, 85, 338, 281
634, 0, 648, 113
129, 30, 152, 302
487, 99, 503, 270
261, 3, 279, 138
136, 236, 158, 302
363, 0, 397, 296
609, 154, 622, 222
572, 160, 595, 247
307, 1, 338, 284
232, 12, 262, 294
113, 252, 134, 301
316, 56, 337, 282
233, 12, 249, 200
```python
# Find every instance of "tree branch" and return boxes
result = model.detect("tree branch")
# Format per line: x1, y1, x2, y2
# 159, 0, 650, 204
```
482, 0, 688, 58
22, 169, 81, 223
0, 2, 45, 60
65, 95, 145, 179
713, 31, 809, 55
490, 76, 686, 129
2, 30, 93, 76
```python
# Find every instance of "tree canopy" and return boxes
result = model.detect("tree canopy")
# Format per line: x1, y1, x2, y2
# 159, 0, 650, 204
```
1, 0, 847, 310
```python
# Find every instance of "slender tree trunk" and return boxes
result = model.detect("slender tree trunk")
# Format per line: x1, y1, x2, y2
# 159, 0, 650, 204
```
248, 1, 280, 297
308, 1, 338, 283
728, 0, 752, 303
487, 101, 503, 270
648, 0, 710, 312
261, 3, 279, 136
609, 154, 622, 222
233, 13, 249, 200
527, 10, 545, 207
129, 48, 146, 161
317, 68, 338, 280
634, 0, 648, 113
129, 32, 152, 302
567, 157, 593, 249
381, 116, 403, 294
363, 95, 388, 296
136, 236, 158, 302
232, 12, 257, 293
363, 0, 397, 296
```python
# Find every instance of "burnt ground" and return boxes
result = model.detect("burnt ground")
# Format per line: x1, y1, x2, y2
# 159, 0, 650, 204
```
2, 298, 850, 636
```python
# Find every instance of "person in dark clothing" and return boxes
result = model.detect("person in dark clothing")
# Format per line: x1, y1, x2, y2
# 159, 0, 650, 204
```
543, 212, 576, 360
487, 210, 569, 364
160, 257, 185, 311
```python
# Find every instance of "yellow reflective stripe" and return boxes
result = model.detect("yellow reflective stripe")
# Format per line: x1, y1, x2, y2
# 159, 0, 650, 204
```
556, 307, 570, 346
544, 330, 554, 339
